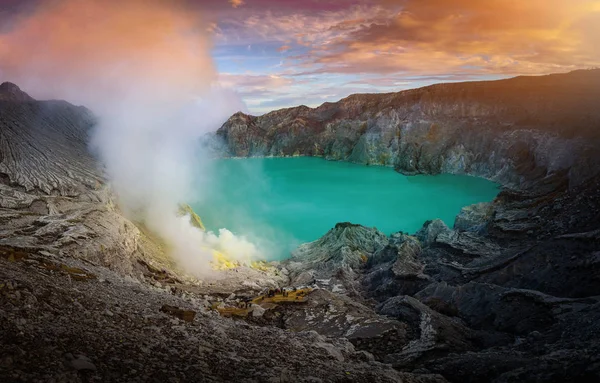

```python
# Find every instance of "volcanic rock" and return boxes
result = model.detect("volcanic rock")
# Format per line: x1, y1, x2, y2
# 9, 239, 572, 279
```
453, 202, 494, 233
159, 304, 196, 322
3, 72, 600, 382
285, 222, 388, 295
216, 69, 600, 190
0, 82, 35, 102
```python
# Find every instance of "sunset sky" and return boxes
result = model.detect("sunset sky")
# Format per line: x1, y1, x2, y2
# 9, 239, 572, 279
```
1, 0, 600, 115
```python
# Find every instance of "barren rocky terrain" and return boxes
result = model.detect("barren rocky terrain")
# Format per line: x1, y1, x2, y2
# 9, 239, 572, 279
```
0, 82, 436, 382
2, 71, 600, 382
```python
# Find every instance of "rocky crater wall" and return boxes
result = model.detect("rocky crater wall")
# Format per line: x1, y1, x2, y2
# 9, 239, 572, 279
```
217, 70, 600, 191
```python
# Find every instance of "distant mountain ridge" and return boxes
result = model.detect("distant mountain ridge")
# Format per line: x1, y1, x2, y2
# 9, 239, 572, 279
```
217, 69, 600, 191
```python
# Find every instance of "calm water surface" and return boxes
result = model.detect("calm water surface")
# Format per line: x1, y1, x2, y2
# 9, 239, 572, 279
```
192, 157, 499, 259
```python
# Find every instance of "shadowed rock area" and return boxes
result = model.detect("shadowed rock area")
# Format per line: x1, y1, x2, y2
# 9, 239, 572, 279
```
2, 72, 600, 382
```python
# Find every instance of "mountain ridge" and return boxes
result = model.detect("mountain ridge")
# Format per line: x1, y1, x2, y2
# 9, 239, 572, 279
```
0, 82, 35, 102
217, 69, 600, 190
236, 69, 600, 119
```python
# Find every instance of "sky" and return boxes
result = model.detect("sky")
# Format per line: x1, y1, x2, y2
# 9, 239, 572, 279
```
1, 0, 600, 115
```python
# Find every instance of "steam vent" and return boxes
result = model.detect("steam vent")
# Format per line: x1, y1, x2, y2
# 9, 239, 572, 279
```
1, 1, 600, 382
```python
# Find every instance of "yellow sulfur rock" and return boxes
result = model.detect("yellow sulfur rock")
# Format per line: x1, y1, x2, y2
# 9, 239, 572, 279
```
210, 250, 241, 270
176, 204, 205, 231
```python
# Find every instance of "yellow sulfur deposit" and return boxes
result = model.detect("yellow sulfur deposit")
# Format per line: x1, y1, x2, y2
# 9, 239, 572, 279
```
250, 260, 272, 272
176, 203, 205, 231
210, 250, 241, 270
208, 250, 275, 273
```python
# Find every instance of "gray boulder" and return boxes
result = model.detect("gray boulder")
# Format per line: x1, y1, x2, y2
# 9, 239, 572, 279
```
454, 202, 494, 233
285, 222, 388, 295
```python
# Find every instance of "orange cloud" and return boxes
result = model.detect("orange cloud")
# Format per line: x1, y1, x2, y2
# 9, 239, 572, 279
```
0, 0, 215, 107
278, 45, 291, 52
296, 0, 600, 75
230, 0, 245, 8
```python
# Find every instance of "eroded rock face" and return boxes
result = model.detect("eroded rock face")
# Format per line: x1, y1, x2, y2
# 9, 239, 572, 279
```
0, 86, 157, 277
0, 95, 101, 196
284, 222, 388, 295
377, 295, 476, 369
363, 235, 431, 300
216, 69, 600, 190
453, 202, 493, 233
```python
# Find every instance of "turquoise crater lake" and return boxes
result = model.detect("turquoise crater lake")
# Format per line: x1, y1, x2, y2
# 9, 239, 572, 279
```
192, 157, 499, 260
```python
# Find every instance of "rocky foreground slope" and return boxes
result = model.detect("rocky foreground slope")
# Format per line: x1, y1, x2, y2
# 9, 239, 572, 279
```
1, 72, 600, 383
217, 69, 600, 190
281, 177, 600, 382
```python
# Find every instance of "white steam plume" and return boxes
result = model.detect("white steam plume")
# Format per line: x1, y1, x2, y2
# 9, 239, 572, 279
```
0, 0, 260, 275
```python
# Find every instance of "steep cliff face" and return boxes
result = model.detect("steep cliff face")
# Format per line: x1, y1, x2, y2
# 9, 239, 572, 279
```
0, 82, 102, 196
0, 83, 161, 275
217, 70, 600, 190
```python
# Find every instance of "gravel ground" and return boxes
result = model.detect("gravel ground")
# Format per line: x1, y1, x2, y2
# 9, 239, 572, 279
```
0, 249, 445, 383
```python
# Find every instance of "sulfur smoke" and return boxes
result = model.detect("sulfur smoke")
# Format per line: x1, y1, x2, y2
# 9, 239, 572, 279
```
0, 0, 261, 275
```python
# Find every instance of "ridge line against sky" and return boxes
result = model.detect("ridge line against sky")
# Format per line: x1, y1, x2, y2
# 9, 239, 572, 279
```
1, 0, 599, 115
